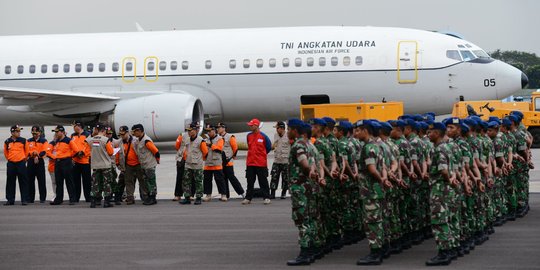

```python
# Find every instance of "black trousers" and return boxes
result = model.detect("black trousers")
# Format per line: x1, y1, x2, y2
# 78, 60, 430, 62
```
72, 162, 91, 202
245, 166, 270, 200
6, 161, 29, 203
174, 161, 185, 197
55, 159, 76, 203
223, 166, 245, 198
203, 170, 226, 195
27, 158, 46, 202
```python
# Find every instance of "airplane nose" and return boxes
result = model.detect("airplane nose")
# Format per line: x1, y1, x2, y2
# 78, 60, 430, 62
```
522, 72, 529, 89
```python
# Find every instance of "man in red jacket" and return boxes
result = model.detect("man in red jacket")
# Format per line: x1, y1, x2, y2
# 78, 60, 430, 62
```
243, 118, 272, 205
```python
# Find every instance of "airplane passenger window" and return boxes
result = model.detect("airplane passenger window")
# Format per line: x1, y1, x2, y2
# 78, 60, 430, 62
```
170, 61, 178, 70
99, 63, 106, 72
343, 56, 351, 66
52, 64, 59, 73
295, 58, 302, 67
269, 58, 276, 68
87, 63, 94, 72
243, 59, 250, 68
256, 59, 263, 68
29, 65, 36, 74
446, 50, 461, 61
17, 65, 24, 74
4, 65, 11, 75
307, 57, 314, 67
182, 61, 189, 70
159, 61, 167, 71
41, 65, 47, 73
460, 50, 476, 61
148, 61, 155, 71
331, 57, 338, 66
63, 64, 70, 73
282, 58, 290, 67
319, 57, 326, 66
126, 62, 133, 72
75, 63, 82, 73
229, 59, 236, 69
355, 56, 363, 65
205, 60, 212, 69
112, 62, 119, 72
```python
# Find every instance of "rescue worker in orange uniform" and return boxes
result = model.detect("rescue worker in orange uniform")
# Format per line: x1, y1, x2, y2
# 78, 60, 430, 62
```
217, 122, 245, 199
50, 125, 83, 205
118, 126, 148, 204
202, 124, 227, 202
27, 126, 49, 203
71, 120, 92, 202
4, 125, 29, 205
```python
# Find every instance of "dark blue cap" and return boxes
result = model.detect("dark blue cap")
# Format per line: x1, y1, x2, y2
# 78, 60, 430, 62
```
445, 117, 461, 126
380, 122, 393, 132
502, 118, 512, 127
287, 118, 304, 128
404, 119, 419, 130
400, 114, 413, 120
423, 115, 435, 122
507, 115, 519, 123
389, 120, 406, 127
309, 118, 326, 126
429, 122, 446, 132
354, 119, 372, 128
511, 110, 524, 120
413, 114, 424, 121
335, 120, 350, 130
488, 121, 500, 129
322, 117, 336, 125
419, 122, 429, 130
370, 121, 382, 130
424, 119, 434, 125
131, 124, 144, 131
460, 123, 470, 133
424, 112, 436, 118
463, 118, 477, 127
301, 122, 312, 131
478, 120, 488, 129
488, 116, 501, 124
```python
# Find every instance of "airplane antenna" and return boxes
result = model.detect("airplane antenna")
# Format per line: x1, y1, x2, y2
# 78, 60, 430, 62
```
135, 22, 145, 32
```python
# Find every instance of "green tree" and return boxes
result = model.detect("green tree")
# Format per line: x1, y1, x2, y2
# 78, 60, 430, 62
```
490, 50, 540, 89
526, 65, 540, 89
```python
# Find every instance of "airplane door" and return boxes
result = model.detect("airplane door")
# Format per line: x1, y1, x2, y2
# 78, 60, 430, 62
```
397, 41, 418, 84
122, 57, 137, 83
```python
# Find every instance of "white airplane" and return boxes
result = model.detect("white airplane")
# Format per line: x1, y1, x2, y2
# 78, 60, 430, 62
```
0, 26, 527, 141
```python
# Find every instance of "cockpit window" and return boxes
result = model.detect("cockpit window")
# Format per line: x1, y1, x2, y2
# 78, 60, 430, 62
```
446, 50, 462, 61
460, 50, 476, 61
472, 50, 490, 59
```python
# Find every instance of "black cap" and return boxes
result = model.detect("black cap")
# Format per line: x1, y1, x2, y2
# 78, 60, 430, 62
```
274, 121, 286, 128
52, 125, 65, 132
31, 125, 41, 133
94, 122, 105, 131
105, 126, 113, 134
204, 124, 217, 131
186, 121, 200, 131
131, 124, 144, 132
72, 120, 83, 127
10, 125, 23, 132
119, 126, 129, 134
217, 122, 227, 129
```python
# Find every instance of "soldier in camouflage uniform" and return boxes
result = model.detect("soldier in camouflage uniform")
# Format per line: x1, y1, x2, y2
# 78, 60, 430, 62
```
179, 122, 206, 205
86, 124, 115, 208
425, 122, 458, 266
286, 119, 318, 266
500, 118, 518, 220
270, 121, 290, 199
356, 120, 392, 265
487, 120, 507, 226
508, 114, 530, 218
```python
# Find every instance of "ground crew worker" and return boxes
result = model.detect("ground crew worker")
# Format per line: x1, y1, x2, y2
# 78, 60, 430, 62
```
118, 126, 147, 204
174, 129, 189, 201
179, 122, 208, 205
4, 125, 29, 205
243, 118, 272, 205
425, 122, 458, 266
217, 122, 245, 199
71, 120, 92, 203
87, 123, 115, 208
46, 133, 58, 202
270, 121, 290, 199
286, 118, 318, 266
202, 124, 227, 202
50, 125, 82, 205
105, 127, 124, 205
26, 125, 48, 203
131, 124, 160, 205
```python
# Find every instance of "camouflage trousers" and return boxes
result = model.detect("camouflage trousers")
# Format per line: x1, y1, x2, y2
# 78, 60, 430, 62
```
448, 184, 461, 248
505, 173, 518, 213
419, 181, 431, 230
343, 180, 361, 232
429, 181, 453, 251
398, 177, 413, 235
475, 186, 487, 231
91, 168, 113, 198
516, 170, 529, 209
290, 181, 316, 248
383, 187, 402, 242
361, 197, 384, 250
109, 166, 121, 194
409, 180, 424, 232
493, 176, 508, 218
183, 168, 203, 198
142, 168, 157, 197
309, 179, 324, 248
270, 163, 289, 191
325, 177, 343, 238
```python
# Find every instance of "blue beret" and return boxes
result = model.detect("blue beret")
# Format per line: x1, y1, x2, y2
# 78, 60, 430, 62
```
511, 110, 524, 120
405, 119, 420, 130
419, 122, 429, 130
287, 118, 304, 128
301, 122, 312, 131
460, 123, 470, 133
445, 117, 461, 126
429, 122, 446, 132
335, 120, 351, 129
424, 119, 434, 125
507, 115, 519, 123
354, 119, 372, 128
370, 121, 382, 130
309, 118, 326, 126
413, 114, 424, 121
400, 114, 413, 120
478, 120, 488, 129
488, 116, 501, 124
488, 121, 500, 129
502, 118, 512, 127
424, 112, 436, 118
463, 118, 477, 127
423, 115, 435, 122
322, 117, 336, 125
380, 122, 393, 131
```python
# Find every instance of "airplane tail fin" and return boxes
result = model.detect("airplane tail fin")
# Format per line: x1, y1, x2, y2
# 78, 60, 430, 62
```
135, 22, 145, 32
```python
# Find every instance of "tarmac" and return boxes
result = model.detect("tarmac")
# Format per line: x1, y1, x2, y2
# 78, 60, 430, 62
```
1, 127, 540, 269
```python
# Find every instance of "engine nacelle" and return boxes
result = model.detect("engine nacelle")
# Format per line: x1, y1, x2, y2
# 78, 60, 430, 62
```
104, 93, 203, 141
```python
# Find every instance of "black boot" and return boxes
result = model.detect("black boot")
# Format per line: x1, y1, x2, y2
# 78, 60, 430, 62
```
269, 189, 276, 199
194, 197, 202, 205
382, 243, 391, 259
142, 196, 153, 205
103, 197, 114, 208
286, 247, 311, 266
114, 193, 122, 205
151, 195, 157, 205
356, 248, 383, 265
280, 189, 287, 199
425, 250, 451, 266
390, 240, 403, 254
456, 246, 465, 257
343, 230, 354, 245
90, 197, 96, 208
460, 241, 470, 254
448, 249, 458, 260
179, 197, 191, 205
402, 233, 412, 249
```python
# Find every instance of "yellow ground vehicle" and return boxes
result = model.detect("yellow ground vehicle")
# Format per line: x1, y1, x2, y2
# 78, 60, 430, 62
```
452, 92, 540, 147
300, 101, 404, 123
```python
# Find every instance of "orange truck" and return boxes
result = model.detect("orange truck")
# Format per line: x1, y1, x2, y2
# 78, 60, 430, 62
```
300, 101, 404, 123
